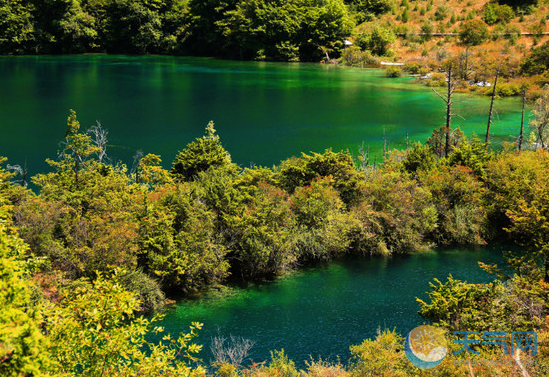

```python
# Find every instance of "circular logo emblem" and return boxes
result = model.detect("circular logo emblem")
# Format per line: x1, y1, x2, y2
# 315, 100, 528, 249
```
404, 325, 447, 369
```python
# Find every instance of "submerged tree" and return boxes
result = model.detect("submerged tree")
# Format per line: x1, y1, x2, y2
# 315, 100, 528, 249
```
432, 60, 458, 157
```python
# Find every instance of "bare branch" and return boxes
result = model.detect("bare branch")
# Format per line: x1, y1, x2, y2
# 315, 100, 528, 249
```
432, 88, 447, 103
210, 335, 255, 369
88, 121, 109, 163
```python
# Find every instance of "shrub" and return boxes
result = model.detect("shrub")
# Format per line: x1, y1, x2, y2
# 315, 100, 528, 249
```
421, 21, 434, 40
291, 177, 357, 260
118, 269, 166, 311
403, 61, 422, 74
171, 121, 237, 182
350, 171, 436, 255
350, 329, 416, 376
419, 165, 487, 245
521, 41, 549, 75
434, 5, 449, 21
385, 66, 402, 77
340, 46, 379, 67
459, 19, 489, 46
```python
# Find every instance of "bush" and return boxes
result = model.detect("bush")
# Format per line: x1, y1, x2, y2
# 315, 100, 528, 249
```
384, 66, 402, 77
484, 3, 498, 25
357, 25, 396, 56
350, 171, 436, 255
403, 61, 421, 74
350, 329, 416, 376
419, 165, 487, 245
485, 3, 515, 25
291, 177, 357, 260
118, 269, 166, 311
521, 41, 549, 75
171, 121, 237, 182
504, 24, 521, 45
420, 21, 434, 41
459, 19, 489, 46
434, 5, 449, 21
340, 46, 379, 67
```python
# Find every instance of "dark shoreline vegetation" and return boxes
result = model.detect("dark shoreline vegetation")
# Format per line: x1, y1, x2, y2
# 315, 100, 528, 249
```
2, 89, 549, 375
2, 0, 549, 101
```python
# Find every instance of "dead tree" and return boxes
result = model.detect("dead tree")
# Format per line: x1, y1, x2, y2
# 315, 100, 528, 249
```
132, 150, 144, 184
433, 65, 456, 157
358, 141, 370, 171
7, 159, 28, 187
485, 70, 499, 145
88, 121, 109, 163
518, 88, 526, 152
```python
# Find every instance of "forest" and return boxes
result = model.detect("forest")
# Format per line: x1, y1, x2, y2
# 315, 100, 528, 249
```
0, 0, 357, 60
1, 80, 549, 375
1, 0, 547, 63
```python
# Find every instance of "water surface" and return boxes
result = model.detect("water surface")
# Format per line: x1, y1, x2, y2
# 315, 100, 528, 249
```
0, 56, 525, 177
158, 245, 505, 367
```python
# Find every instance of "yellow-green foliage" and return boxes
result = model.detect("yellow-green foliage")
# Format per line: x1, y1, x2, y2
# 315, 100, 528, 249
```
0, 203, 49, 376
47, 270, 207, 376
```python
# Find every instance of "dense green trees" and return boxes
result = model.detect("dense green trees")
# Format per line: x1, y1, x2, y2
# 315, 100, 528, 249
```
8, 110, 549, 296
216, 0, 354, 61
354, 24, 395, 56
0, 200, 49, 376
344, 0, 392, 23
0, 0, 35, 53
0, 0, 354, 61
140, 183, 229, 290
47, 270, 206, 376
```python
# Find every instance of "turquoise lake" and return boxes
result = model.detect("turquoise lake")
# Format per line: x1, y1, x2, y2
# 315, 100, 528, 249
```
0, 55, 515, 366
157, 245, 505, 367
0, 55, 525, 176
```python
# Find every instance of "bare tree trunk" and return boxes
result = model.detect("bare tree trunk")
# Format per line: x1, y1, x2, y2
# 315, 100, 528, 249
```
514, 348, 531, 377
463, 47, 470, 80
22, 159, 27, 187
135, 163, 140, 184
445, 66, 453, 158
519, 90, 526, 152
486, 71, 499, 144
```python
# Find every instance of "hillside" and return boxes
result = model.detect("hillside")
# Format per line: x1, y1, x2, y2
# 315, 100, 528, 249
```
353, 0, 549, 62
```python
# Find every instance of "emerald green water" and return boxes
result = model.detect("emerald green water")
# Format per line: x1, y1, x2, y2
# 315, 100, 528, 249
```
0, 55, 525, 176
158, 246, 504, 366
0, 56, 514, 365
